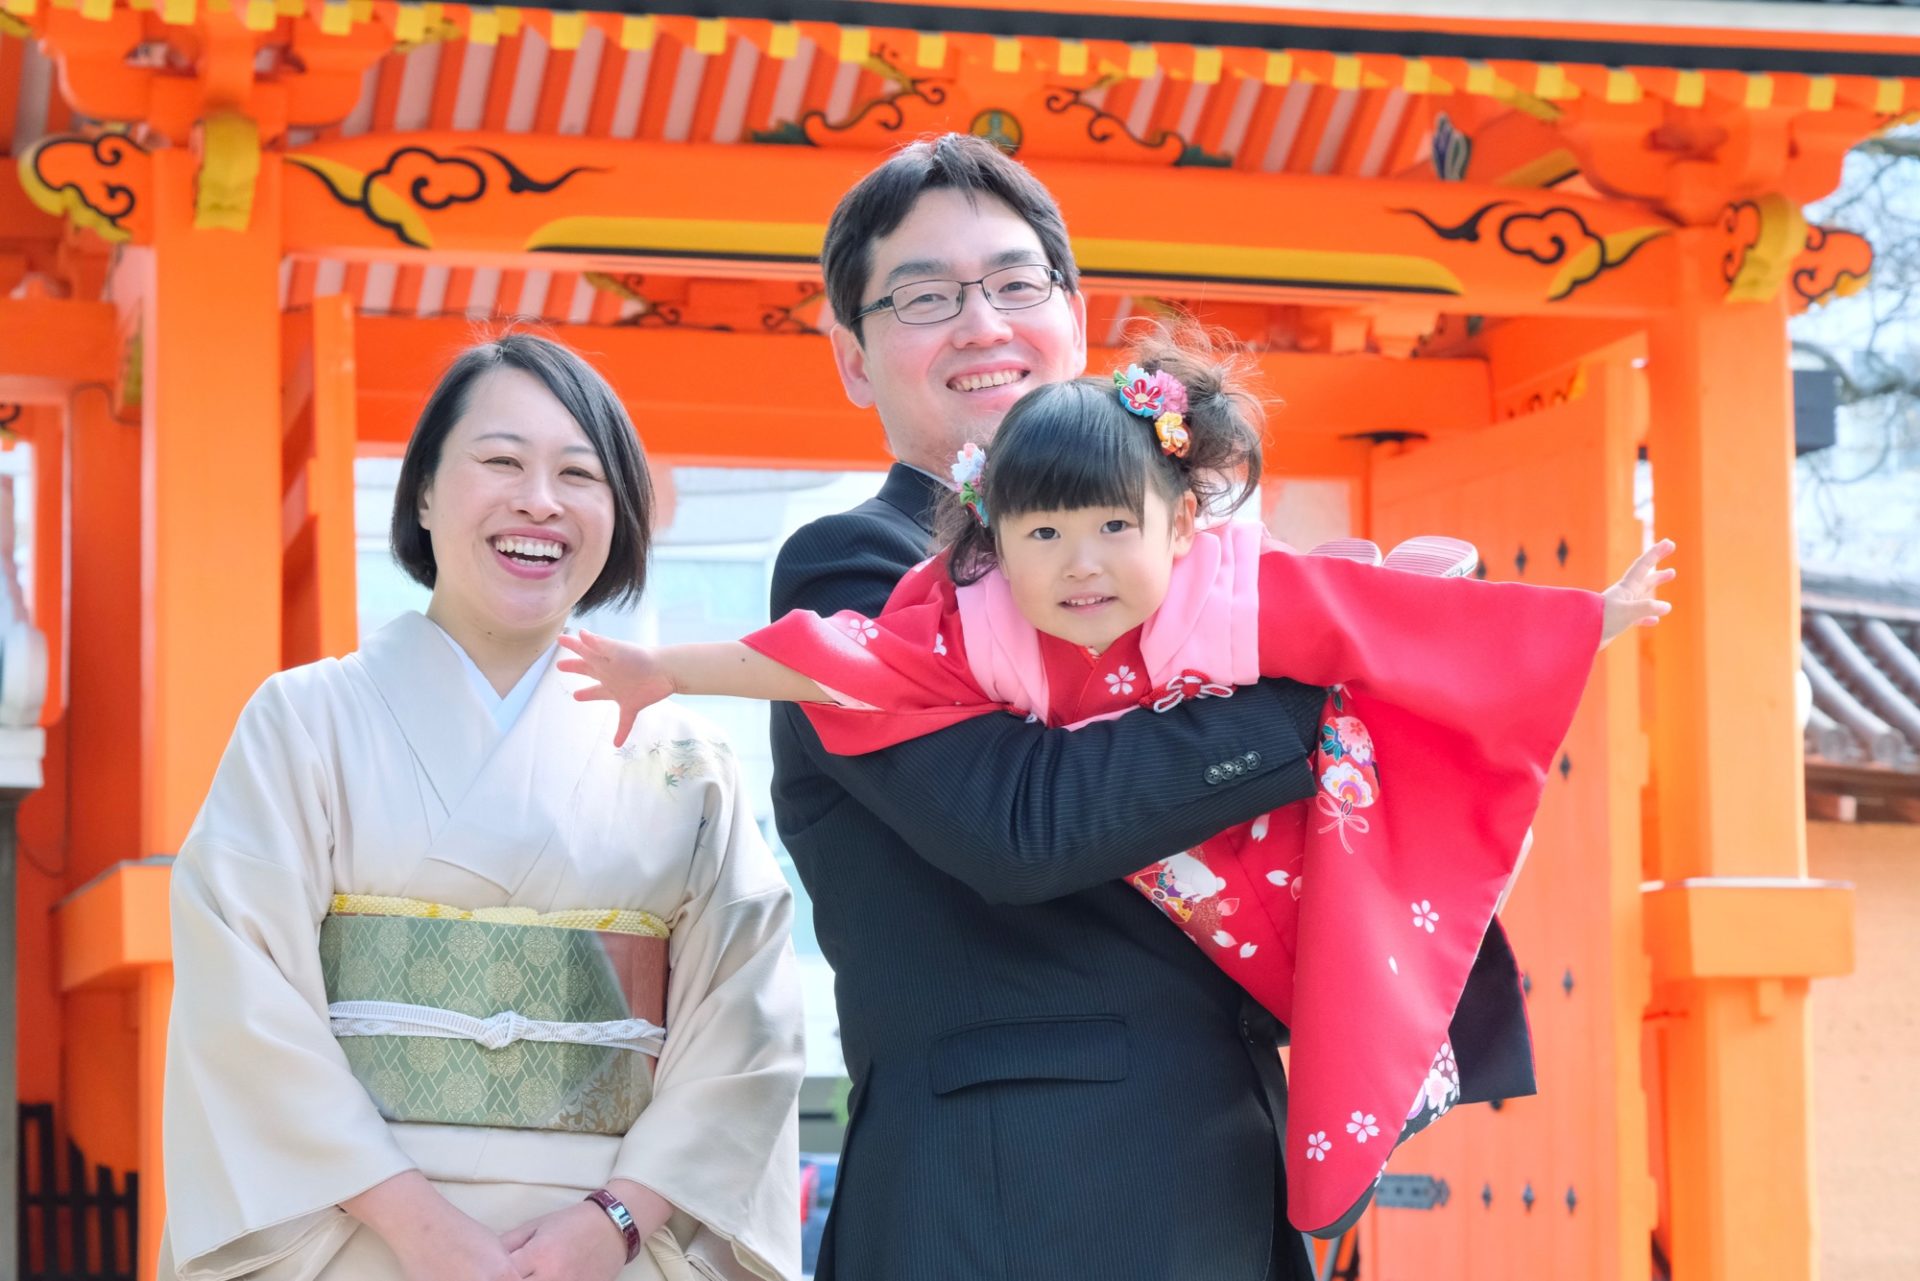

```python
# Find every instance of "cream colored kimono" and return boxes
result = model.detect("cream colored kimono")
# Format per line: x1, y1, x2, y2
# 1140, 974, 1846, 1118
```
162, 612, 803, 1281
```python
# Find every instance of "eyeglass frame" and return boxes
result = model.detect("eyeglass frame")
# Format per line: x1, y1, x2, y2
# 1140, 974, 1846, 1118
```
851, 264, 1067, 326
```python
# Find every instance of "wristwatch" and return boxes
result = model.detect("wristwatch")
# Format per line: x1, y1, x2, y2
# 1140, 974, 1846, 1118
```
584, 1188, 644, 1264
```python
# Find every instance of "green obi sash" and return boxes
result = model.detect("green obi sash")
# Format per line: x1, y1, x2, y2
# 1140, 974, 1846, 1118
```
319, 910, 669, 1135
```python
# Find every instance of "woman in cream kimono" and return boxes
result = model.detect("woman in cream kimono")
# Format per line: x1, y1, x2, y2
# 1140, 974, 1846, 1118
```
161, 334, 803, 1281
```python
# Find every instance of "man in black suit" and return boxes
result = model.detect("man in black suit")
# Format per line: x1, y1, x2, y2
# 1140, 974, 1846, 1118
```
770, 135, 1530, 1281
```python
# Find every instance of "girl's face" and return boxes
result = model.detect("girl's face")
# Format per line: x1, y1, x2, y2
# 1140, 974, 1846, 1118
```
417, 368, 615, 644
996, 485, 1198, 653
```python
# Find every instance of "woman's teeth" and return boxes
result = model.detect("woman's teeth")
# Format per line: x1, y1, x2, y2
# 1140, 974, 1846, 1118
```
493, 535, 564, 562
949, 369, 1026, 392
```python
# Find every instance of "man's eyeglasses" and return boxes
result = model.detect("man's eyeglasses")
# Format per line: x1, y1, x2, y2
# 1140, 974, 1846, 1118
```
854, 264, 1064, 326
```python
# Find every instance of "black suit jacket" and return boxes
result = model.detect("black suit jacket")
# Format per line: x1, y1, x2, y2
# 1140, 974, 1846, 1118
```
770, 466, 1329, 1281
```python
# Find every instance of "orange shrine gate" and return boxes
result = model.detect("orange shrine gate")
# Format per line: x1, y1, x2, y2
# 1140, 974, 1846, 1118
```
0, 1, 1897, 1278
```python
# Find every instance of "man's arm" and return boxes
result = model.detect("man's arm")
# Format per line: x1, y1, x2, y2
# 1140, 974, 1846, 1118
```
772, 514, 1324, 906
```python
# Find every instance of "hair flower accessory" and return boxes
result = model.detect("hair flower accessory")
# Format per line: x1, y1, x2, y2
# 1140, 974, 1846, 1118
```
950, 442, 989, 528
1114, 364, 1189, 418
1154, 411, 1192, 459
1115, 364, 1192, 458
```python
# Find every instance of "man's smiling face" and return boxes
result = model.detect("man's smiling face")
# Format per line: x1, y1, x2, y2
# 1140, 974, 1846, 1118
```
830, 187, 1088, 473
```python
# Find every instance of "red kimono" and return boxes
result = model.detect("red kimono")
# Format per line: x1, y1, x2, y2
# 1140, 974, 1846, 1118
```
745, 522, 1602, 1232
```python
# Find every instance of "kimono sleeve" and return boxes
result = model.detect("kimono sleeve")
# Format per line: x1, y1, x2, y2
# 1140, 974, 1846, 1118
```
743, 557, 1009, 754
611, 743, 804, 1281
164, 675, 415, 1280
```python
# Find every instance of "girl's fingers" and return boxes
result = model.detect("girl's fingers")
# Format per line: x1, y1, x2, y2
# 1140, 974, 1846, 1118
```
571, 686, 615, 702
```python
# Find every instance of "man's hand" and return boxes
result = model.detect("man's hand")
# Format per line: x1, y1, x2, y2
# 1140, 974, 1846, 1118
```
557, 631, 676, 747
1600, 538, 1676, 648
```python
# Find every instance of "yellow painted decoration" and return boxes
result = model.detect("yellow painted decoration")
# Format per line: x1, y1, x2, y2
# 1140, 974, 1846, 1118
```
992, 37, 1020, 74
1545, 227, 1669, 302
1675, 69, 1706, 107
769, 23, 799, 60
617, 13, 652, 50
350, 0, 371, 20
160, 0, 192, 22
320, 1, 349, 35
1332, 55, 1361, 91
1744, 75, 1774, 109
276, 0, 302, 15
1127, 44, 1156, 80
916, 32, 946, 68
1534, 64, 1569, 100
1, 0, 36, 19
496, 5, 519, 37
694, 17, 726, 56
1876, 78, 1905, 114
1074, 236, 1466, 297
242, 0, 274, 30
839, 26, 868, 64
1403, 59, 1433, 94
549, 10, 584, 50
1724, 194, 1809, 303
289, 155, 437, 248
526, 215, 825, 260
17, 138, 133, 243
0, 7, 31, 29
1808, 75, 1836, 111
1193, 47, 1222, 85
468, 7, 499, 44
194, 113, 261, 232
1263, 50, 1291, 86
79, 0, 110, 20
1466, 63, 1496, 96
1497, 148, 1581, 189
1059, 40, 1088, 77
393, 3, 425, 43
1605, 69, 1642, 103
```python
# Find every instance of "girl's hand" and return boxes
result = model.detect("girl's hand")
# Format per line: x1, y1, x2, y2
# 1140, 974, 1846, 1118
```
1600, 538, 1676, 648
500, 1200, 631, 1281
556, 631, 675, 747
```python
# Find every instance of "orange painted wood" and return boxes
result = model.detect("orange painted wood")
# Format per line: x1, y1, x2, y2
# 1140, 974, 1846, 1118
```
55, 861, 172, 992
274, 137, 1681, 317
1644, 256, 1828, 1281
282, 293, 361, 665
0, 298, 118, 397
1363, 358, 1652, 1281
1642, 881, 1853, 983
30, 407, 65, 726
349, 316, 1492, 462
141, 149, 284, 858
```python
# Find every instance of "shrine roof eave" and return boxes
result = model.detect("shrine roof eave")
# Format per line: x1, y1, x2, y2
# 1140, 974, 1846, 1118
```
503, 0, 1920, 74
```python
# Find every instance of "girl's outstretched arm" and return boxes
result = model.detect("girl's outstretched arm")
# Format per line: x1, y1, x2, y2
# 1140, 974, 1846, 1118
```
557, 631, 829, 747
1599, 537, 1676, 647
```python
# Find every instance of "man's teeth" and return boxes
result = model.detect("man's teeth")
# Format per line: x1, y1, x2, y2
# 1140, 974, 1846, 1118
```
493, 535, 564, 560
950, 369, 1026, 393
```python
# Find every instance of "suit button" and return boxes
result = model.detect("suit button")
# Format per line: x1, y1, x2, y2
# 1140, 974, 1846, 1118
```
1205, 766, 1223, 784
1239, 1017, 1253, 1040
1244, 751, 1261, 768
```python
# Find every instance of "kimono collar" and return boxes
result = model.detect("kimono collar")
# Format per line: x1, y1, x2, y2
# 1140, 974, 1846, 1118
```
878, 463, 944, 535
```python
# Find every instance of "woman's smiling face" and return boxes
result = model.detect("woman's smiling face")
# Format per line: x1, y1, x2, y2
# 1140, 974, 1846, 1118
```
416, 367, 615, 643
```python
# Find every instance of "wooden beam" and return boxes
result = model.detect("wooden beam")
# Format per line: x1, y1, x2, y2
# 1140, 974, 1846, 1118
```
0, 298, 119, 397
267, 135, 1680, 317
353, 316, 1492, 463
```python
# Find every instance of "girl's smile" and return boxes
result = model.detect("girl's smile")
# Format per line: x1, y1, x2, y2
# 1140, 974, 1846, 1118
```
997, 488, 1199, 653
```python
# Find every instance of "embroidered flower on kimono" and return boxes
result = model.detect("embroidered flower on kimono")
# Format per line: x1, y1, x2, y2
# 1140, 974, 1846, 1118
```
1105, 665, 1137, 696
1411, 900, 1440, 933
844, 617, 880, 646
1346, 1111, 1380, 1143
1114, 363, 1188, 418
1322, 715, 1376, 765
1320, 759, 1377, 810
933, 632, 947, 656
1434, 1043, 1458, 1078
1306, 1132, 1332, 1161
1265, 869, 1290, 887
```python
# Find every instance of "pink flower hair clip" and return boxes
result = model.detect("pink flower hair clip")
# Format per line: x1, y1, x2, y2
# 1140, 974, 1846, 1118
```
1114, 364, 1192, 459
950, 443, 989, 528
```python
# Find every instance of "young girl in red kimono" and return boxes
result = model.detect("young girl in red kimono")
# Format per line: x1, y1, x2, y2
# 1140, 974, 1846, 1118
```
559, 326, 1673, 1235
